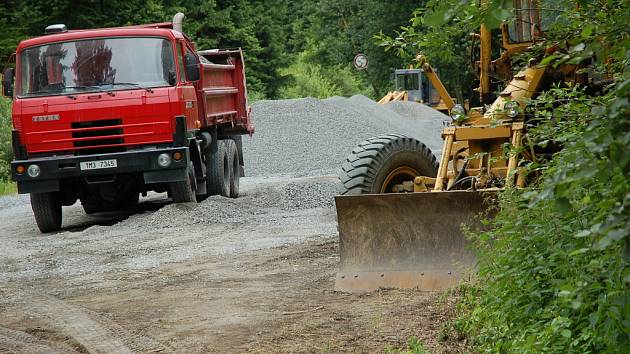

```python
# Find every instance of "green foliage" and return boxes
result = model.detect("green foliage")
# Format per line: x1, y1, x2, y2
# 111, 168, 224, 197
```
278, 53, 340, 99
449, 1, 630, 352
376, 0, 481, 103
293, 0, 421, 98
458, 80, 629, 352
0, 0, 421, 100
0, 181, 16, 195
247, 89, 267, 103
279, 52, 372, 99
0, 97, 13, 181
384, 337, 429, 354
0, 0, 291, 99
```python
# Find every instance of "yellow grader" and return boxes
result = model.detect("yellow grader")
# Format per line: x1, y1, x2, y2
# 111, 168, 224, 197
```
335, 1, 598, 292
377, 67, 452, 113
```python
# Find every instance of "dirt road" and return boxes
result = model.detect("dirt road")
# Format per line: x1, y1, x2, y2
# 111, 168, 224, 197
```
0, 176, 465, 353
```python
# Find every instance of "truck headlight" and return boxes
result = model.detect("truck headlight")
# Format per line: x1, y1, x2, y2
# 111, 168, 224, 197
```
27, 164, 41, 178
504, 101, 520, 118
157, 153, 172, 167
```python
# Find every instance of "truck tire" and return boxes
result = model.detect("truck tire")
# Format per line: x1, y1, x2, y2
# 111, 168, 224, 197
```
226, 139, 240, 198
169, 163, 197, 203
232, 135, 244, 176
80, 198, 102, 214
339, 134, 438, 195
206, 140, 230, 197
30, 192, 62, 233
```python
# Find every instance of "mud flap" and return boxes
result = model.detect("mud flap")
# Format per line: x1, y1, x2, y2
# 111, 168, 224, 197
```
334, 191, 496, 292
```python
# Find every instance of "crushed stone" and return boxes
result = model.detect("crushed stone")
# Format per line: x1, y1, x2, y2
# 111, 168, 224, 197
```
242, 95, 448, 177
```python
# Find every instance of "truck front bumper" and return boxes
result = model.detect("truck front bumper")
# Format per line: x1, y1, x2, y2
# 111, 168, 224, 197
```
11, 147, 189, 194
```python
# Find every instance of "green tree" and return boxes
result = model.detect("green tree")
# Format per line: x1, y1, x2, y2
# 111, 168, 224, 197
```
300, 0, 422, 97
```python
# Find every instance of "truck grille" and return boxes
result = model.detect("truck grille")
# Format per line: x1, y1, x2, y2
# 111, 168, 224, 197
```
71, 119, 126, 155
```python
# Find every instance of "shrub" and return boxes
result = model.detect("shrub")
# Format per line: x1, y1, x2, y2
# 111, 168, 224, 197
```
457, 80, 629, 353
279, 52, 373, 99
0, 97, 13, 181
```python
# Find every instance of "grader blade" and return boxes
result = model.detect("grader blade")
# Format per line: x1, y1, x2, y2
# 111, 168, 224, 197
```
334, 191, 494, 292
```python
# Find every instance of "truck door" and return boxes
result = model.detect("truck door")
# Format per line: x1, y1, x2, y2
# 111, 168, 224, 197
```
177, 42, 199, 130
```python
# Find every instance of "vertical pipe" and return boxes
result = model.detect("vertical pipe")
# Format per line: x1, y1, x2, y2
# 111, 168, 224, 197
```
173, 12, 185, 34
435, 128, 455, 191
506, 123, 524, 187
479, 23, 491, 104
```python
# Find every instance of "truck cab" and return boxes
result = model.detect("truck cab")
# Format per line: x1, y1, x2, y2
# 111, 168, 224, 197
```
2, 14, 252, 232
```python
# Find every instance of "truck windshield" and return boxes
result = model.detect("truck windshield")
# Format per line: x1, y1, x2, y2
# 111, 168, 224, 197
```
18, 37, 175, 97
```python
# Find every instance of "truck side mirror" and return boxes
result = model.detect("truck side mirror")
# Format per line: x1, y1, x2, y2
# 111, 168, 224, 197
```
168, 69, 176, 86
2, 68, 14, 98
184, 52, 200, 82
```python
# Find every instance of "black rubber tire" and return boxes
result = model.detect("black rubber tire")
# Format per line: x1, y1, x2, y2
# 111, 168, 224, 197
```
30, 192, 62, 233
206, 140, 231, 197
80, 198, 103, 214
169, 163, 197, 203
225, 139, 240, 198
339, 134, 439, 195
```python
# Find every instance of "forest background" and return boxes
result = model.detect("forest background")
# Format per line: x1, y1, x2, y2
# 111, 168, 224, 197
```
0, 0, 442, 101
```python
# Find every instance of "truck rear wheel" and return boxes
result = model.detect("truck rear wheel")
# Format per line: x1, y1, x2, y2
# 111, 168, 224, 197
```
226, 139, 240, 198
169, 163, 197, 203
339, 134, 438, 195
206, 140, 231, 197
31, 192, 62, 233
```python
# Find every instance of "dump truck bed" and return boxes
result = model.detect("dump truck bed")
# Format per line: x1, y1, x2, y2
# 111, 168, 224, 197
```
197, 49, 252, 135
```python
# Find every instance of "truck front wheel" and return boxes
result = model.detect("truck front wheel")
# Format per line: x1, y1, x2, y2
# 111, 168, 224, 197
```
169, 163, 197, 203
30, 192, 62, 233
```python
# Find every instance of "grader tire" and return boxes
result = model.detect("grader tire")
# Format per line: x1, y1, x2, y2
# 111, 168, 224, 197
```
339, 134, 438, 195
31, 192, 62, 233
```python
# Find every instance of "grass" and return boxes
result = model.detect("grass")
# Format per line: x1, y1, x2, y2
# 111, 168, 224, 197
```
385, 337, 429, 354
0, 180, 17, 195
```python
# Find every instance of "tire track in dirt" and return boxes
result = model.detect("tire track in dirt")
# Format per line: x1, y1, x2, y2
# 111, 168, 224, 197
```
2, 288, 169, 353
0, 326, 65, 353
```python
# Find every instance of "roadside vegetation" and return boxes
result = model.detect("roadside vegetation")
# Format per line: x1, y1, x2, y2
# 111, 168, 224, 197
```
0, 97, 15, 195
385, 0, 629, 352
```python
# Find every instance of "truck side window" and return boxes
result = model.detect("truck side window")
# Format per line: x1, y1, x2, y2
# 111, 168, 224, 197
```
177, 44, 186, 82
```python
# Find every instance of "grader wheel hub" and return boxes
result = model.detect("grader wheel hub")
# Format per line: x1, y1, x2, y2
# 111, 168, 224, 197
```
380, 166, 420, 193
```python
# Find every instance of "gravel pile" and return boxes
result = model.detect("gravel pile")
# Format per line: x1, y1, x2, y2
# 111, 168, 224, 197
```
242, 95, 448, 177
117, 178, 340, 230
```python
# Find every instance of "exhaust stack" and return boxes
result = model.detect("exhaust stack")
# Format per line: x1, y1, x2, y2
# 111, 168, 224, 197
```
173, 12, 185, 34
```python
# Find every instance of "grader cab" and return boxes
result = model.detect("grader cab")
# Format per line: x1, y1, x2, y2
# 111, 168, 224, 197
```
378, 68, 449, 112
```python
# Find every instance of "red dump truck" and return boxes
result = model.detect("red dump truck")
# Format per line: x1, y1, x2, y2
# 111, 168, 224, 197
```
1, 13, 253, 232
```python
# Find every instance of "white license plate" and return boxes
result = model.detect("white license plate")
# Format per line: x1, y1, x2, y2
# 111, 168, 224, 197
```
80, 159, 118, 170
